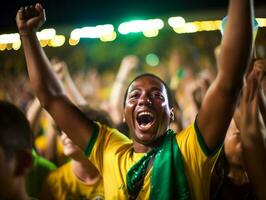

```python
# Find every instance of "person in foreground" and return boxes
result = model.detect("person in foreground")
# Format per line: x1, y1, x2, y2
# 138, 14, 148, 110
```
16, 0, 254, 199
0, 101, 34, 200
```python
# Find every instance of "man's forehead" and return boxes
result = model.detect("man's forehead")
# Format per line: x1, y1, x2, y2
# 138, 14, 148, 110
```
129, 76, 165, 89
128, 84, 166, 96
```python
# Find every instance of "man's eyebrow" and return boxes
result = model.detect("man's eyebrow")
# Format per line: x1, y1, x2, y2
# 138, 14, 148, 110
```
128, 87, 141, 93
150, 86, 163, 92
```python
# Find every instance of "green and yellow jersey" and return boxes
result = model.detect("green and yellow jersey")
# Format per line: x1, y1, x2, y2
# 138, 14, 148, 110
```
88, 122, 220, 200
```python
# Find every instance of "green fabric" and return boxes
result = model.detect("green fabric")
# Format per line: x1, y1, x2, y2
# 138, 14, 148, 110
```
84, 123, 99, 157
150, 129, 190, 200
126, 148, 158, 199
126, 129, 190, 200
194, 119, 213, 156
194, 117, 222, 157
26, 149, 57, 198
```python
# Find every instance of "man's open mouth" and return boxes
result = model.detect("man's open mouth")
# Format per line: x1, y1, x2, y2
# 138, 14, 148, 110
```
136, 111, 155, 129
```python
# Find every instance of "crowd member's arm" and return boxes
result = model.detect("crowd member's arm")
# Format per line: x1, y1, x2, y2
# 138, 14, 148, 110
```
197, 0, 254, 150
239, 73, 266, 200
253, 59, 266, 126
26, 97, 42, 134
42, 116, 59, 162
49, 59, 103, 167
45, 59, 88, 162
16, 4, 94, 151
60, 132, 100, 184
109, 55, 139, 124
51, 59, 87, 106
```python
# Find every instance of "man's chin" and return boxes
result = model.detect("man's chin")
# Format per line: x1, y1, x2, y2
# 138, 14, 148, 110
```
134, 134, 162, 146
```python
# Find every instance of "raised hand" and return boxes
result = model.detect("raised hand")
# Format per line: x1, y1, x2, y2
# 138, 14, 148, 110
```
240, 75, 260, 144
60, 132, 84, 161
121, 55, 139, 70
254, 59, 266, 73
118, 55, 139, 78
51, 58, 69, 81
16, 3, 46, 35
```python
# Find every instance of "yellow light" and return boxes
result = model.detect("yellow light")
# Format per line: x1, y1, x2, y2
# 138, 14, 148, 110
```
187, 22, 199, 32
168, 16, 186, 28
213, 20, 222, 29
6, 43, 12, 50
12, 41, 21, 50
0, 43, 7, 51
70, 29, 81, 40
193, 20, 221, 32
100, 31, 117, 42
37, 28, 56, 40
256, 18, 266, 27
49, 35, 65, 47
40, 40, 48, 47
173, 23, 197, 33
172, 20, 222, 34
143, 30, 159, 37
69, 38, 80, 46
70, 24, 114, 39
96, 24, 114, 37
0, 33, 20, 44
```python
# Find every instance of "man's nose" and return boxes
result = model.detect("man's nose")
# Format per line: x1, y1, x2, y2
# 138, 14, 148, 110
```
138, 94, 152, 106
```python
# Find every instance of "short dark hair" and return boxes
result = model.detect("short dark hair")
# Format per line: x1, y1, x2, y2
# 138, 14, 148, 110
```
78, 105, 114, 127
123, 73, 174, 108
0, 101, 33, 156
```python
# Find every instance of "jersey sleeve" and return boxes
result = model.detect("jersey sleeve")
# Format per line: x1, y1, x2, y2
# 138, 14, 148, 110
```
85, 122, 131, 175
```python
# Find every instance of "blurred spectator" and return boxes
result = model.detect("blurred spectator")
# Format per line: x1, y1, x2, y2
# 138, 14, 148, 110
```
0, 100, 33, 200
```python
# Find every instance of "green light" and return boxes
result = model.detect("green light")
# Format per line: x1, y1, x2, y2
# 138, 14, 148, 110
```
146, 53, 159, 67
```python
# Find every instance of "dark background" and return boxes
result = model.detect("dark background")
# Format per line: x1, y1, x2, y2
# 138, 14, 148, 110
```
1, 0, 266, 32
1, 0, 266, 76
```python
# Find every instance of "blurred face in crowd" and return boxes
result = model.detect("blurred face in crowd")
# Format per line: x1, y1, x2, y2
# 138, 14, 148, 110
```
224, 118, 243, 168
124, 75, 173, 147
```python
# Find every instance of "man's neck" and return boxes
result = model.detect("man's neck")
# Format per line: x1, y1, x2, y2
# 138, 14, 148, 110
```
133, 134, 166, 153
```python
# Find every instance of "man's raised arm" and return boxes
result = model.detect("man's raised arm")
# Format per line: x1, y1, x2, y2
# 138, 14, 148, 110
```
197, 0, 254, 150
16, 3, 94, 149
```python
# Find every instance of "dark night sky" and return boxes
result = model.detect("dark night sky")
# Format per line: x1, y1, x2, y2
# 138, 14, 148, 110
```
1, 0, 265, 33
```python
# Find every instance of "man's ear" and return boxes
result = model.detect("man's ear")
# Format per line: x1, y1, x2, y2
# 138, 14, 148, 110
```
170, 108, 175, 122
14, 150, 33, 176
122, 112, 126, 123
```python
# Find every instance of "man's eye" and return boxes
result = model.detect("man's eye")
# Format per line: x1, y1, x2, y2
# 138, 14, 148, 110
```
152, 92, 163, 99
129, 93, 140, 99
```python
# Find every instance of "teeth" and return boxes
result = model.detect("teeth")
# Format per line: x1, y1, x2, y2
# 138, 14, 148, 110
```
138, 111, 153, 117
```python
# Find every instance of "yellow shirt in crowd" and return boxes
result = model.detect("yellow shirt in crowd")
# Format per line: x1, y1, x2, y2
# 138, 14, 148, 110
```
41, 161, 104, 200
